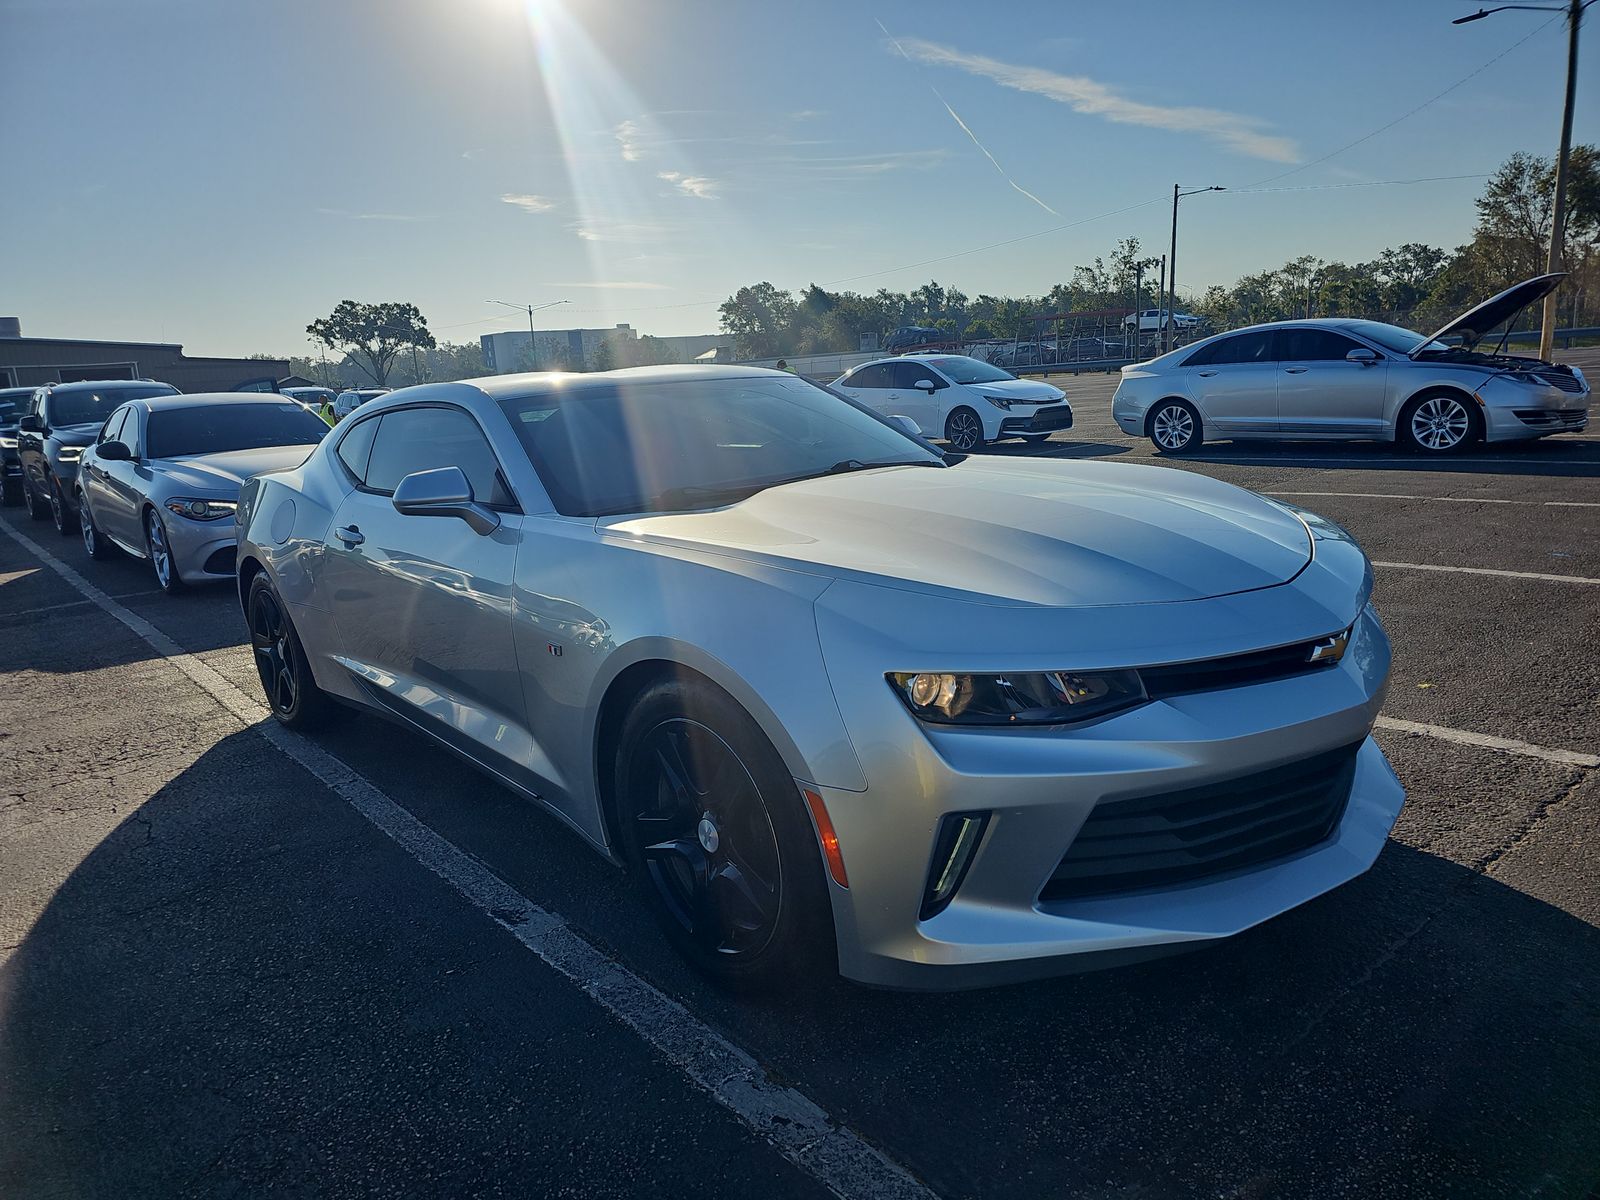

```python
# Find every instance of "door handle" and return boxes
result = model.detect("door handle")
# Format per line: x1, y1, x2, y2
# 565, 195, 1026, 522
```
1284, 367, 1308, 374
1198, 370, 1218, 377
335, 525, 364, 546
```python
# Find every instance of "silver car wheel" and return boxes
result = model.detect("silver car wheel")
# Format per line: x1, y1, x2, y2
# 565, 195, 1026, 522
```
80, 497, 96, 557
1152, 404, 1195, 450
146, 511, 174, 589
1411, 396, 1471, 451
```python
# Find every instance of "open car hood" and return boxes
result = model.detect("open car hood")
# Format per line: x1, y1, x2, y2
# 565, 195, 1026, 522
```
1416, 272, 1565, 355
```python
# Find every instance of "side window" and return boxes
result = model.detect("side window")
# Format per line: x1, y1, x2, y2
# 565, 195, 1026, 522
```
1203, 331, 1275, 365
1183, 339, 1223, 367
845, 363, 890, 388
122, 408, 143, 457
336, 416, 379, 483
1276, 328, 1364, 362
890, 362, 943, 390
363, 407, 514, 507
99, 408, 128, 445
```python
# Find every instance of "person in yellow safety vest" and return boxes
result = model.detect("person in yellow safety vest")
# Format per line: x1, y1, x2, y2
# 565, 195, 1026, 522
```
775, 359, 794, 373
318, 398, 337, 426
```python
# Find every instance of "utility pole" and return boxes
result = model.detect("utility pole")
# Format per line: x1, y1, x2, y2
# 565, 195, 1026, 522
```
487, 298, 571, 371
1167, 185, 1225, 353
1454, 0, 1590, 359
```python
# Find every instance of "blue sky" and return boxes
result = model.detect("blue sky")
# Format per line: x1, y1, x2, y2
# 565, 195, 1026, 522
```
4, 0, 1593, 356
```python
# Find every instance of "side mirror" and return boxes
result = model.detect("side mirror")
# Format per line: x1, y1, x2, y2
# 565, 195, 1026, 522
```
913, 378, 938, 393
887, 414, 922, 437
391, 466, 500, 535
97, 440, 132, 462
19, 414, 43, 433
1346, 347, 1379, 366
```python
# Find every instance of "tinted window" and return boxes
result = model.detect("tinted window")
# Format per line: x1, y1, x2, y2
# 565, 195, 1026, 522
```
145, 402, 328, 458
1187, 332, 1274, 366
0, 390, 29, 421
890, 362, 942, 389
364, 407, 513, 506
924, 356, 1015, 385
46, 385, 178, 428
99, 408, 128, 446
502, 375, 942, 517
1276, 328, 1364, 362
844, 363, 891, 388
121, 407, 143, 456
336, 416, 378, 482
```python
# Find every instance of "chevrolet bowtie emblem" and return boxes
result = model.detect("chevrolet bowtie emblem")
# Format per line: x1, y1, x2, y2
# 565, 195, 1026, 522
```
1307, 626, 1352, 665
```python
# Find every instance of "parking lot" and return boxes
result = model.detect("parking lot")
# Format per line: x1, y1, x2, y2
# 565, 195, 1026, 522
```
3, 359, 1598, 1199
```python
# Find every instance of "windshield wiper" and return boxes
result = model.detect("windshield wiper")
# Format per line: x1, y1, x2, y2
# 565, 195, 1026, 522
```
820, 457, 945, 475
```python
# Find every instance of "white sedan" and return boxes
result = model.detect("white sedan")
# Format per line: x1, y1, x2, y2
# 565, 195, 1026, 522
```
831, 354, 1071, 451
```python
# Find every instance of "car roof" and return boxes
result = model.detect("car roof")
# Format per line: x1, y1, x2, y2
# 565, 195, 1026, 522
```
461, 363, 787, 401
132, 393, 309, 411
47, 379, 180, 393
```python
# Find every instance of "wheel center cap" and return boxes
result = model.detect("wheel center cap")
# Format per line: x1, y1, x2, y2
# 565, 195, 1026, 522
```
696, 814, 720, 854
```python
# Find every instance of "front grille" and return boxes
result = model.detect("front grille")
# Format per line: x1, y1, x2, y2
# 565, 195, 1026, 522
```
203, 546, 236, 575
1040, 742, 1360, 901
1513, 408, 1588, 428
1536, 372, 1585, 394
1140, 638, 1334, 699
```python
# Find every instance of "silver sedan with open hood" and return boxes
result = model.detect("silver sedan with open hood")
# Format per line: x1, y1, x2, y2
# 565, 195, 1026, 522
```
236, 365, 1403, 990
76, 394, 329, 593
1114, 273, 1589, 454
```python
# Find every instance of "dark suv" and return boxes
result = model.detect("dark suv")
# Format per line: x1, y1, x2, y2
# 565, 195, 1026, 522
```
18, 379, 180, 534
0, 387, 31, 505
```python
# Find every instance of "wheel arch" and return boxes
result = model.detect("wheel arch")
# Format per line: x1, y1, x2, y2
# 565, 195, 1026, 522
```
237, 553, 266, 616
1396, 384, 1483, 442
1144, 395, 1199, 437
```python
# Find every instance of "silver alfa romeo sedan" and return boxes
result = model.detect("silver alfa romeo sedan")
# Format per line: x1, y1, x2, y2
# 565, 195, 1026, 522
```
237, 365, 1404, 990
1113, 273, 1590, 454
76, 394, 329, 592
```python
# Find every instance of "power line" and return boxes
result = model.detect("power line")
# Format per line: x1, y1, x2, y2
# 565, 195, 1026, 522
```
1227, 172, 1491, 194
1236, 12, 1562, 190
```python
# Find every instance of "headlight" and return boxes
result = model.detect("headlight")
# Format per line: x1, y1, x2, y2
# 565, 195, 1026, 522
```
56, 446, 82, 462
0, 436, 16, 450
165, 497, 237, 521
981, 394, 1013, 410
889, 670, 1146, 726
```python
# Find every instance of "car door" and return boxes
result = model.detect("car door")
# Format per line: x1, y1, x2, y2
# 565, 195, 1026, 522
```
17, 390, 47, 496
321, 404, 532, 772
80, 407, 127, 540
836, 362, 894, 416
101, 403, 151, 546
887, 362, 941, 435
1275, 327, 1389, 438
1184, 330, 1279, 436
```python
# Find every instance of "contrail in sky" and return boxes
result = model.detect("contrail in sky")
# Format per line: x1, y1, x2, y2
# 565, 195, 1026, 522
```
875, 17, 1059, 217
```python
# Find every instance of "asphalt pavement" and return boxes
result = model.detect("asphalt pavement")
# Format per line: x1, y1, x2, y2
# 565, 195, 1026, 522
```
3, 357, 1598, 1199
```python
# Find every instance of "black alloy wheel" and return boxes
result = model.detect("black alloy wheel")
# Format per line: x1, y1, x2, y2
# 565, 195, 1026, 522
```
615, 678, 835, 989
247, 572, 336, 728
944, 407, 985, 452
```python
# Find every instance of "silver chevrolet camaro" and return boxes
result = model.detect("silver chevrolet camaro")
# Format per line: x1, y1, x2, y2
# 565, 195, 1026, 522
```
76, 394, 329, 592
236, 365, 1404, 990
1113, 273, 1590, 454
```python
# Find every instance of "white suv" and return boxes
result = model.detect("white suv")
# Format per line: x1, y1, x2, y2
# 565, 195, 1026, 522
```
831, 355, 1071, 451
333, 388, 391, 420
1124, 309, 1199, 333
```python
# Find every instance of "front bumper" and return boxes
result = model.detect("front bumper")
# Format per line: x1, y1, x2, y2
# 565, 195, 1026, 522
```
1000, 403, 1074, 436
814, 595, 1401, 989
1479, 376, 1590, 442
164, 514, 239, 584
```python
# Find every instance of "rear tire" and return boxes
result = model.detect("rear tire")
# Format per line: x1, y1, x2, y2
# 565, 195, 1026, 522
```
944, 406, 986, 452
1398, 392, 1477, 455
247, 572, 339, 729
1147, 399, 1202, 454
613, 676, 836, 991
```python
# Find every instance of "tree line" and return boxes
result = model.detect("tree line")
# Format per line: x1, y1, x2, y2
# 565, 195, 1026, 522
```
717, 148, 1600, 358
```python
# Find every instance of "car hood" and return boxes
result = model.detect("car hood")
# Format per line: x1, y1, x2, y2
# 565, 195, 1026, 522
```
51, 423, 104, 446
604, 459, 1312, 608
1418, 272, 1565, 353
965, 378, 1066, 403
152, 445, 317, 494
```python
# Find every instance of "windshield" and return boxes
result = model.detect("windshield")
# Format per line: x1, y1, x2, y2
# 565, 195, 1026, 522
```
1342, 321, 1448, 356
0, 392, 28, 423
49, 385, 177, 427
924, 356, 1017, 385
501, 374, 943, 517
145, 402, 329, 458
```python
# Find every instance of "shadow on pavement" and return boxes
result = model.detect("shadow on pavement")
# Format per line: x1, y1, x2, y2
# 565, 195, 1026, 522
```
4, 723, 1597, 1199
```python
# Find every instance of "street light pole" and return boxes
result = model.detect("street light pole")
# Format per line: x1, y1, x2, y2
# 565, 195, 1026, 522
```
1167, 185, 1225, 353
1455, 0, 1590, 359
487, 298, 571, 371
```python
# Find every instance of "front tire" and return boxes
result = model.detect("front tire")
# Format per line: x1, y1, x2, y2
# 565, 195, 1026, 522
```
23, 476, 49, 521
145, 508, 185, 593
247, 572, 338, 728
1148, 399, 1202, 453
1399, 392, 1476, 455
614, 676, 836, 990
78, 491, 115, 560
944, 406, 986, 452
48, 477, 74, 537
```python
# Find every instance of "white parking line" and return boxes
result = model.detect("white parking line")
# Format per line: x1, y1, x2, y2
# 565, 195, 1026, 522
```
0, 520, 932, 1200
1268, 490, 1600, 508
1375, 717, 1600, 769
1373, 561, 1600, 585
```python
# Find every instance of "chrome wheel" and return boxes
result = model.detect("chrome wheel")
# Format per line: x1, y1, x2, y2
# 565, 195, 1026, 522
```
79, 497, 96, 557
945, 408, 983, 452
1410, 396, 1471, 451
146, 511, 175, 590
1152, 403, 1197, 451
249, 586, 298, 715
628, 718, 782, 958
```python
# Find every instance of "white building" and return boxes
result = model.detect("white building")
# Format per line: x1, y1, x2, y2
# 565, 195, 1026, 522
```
480, 325, 727, 374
